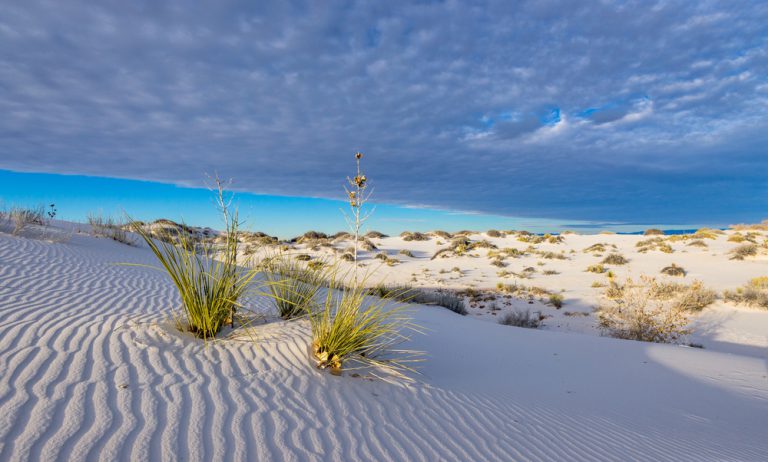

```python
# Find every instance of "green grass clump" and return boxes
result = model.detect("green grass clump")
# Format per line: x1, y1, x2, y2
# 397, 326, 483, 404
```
130, 209, 256, 340
264, 255, 326, 319
308, 277, 421, 377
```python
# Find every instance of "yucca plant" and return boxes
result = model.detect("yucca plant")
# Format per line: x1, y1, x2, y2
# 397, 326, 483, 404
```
128, 178, 258, 340
307, 273, 422, 379
264, 253, 326, 319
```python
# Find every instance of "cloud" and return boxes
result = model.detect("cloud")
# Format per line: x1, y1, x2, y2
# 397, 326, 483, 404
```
0, 0, 766, 224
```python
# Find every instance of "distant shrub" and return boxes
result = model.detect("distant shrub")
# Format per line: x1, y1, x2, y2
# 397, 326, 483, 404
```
636, 237, 673, 254
340, 253, 354, 262
686, 239, 708, 248
548, 293, 564, 308
295, 254, 312, 261
365, 230, 388, 238
401, 231, 430, 241
586, 264, 606, 274
602, 253, 628, 265
430, 230, 453, 239
486, 229, 504, 238
694, 228, 723, 239
660, 264, 686, 277
729, 243, 758, 260
398, 249, 415, 258
644, 228, 664, 235
490, 258, 507, 268
583, 243, 611, 253
499, 310, 544, 328
543, 269, 560, 275
374, 252, 388, 261
724, 278, 768, 309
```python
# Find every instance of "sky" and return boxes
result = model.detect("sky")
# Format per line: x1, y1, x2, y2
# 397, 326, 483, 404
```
0, 0, 766, 235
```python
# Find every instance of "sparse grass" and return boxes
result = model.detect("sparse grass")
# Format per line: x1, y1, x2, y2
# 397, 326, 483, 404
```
644, 228, 664, 235
499, 310, 544, 328
486, 229, 504, 238
365, 230, 387, 238
548, 293, 564, 308
729, 243, 758, 260
636, 237, 674, 254
602, 253, 628, 265
296, 253, 312, 261
543, 269, 560, 275
368, 285, 468, 315
264, 255, 325, 319
398, 249, 415, 258
686, 239, 708, 248
8, 205, 45, 235
660, 264, 686, 277
583, 243, 609, 253
308, 278, 422, 377
88, 213, 134, 245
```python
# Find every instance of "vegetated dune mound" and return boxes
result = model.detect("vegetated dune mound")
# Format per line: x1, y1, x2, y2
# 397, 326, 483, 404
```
0, 228, 766, 461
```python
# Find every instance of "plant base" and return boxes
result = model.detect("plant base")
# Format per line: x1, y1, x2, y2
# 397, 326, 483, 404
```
308, 342, 343, 376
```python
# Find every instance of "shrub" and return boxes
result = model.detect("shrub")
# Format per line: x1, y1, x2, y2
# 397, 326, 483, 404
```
129, 182, 256, 340
365, 230, 387, 238
490, 258, 506, 267
724, 278, 768, 309
644, 228, 664, 235
340, 253, 355, 262
308, 279, 421, 377
729, 243, 758, 260
401, 231, 430, 241
674, 281, 717, 312
430, 230, 452, 239
583, 243, 608, 253
686, 239, 708, 248
486, 229, 504, 238
264, 255, 325, 319
374, 252, 388, 261
548, 293, 564, 308
398, 249, 415, 258
597, 276, 691, 343
543, 269, 560, 275
296, 253, 312, 261
586, 264, 606, 274
499, 310, 543, 328
660, 264, 686, 277
602, 253, 628, 265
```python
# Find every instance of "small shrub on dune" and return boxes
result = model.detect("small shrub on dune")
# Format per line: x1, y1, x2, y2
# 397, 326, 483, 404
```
264, 255, 326, 319
686, 239, 708, 248
340, 252, 355, 262
400, 231, 430, 241
724, 277, 768, 309
583, 243, 608, 253
694, 228, 723, 239
499, 310, 544, 328
548, 293, 564, 308
486, 229, 504, 238
602, 253, 628, 265
597, 276, 691, 343
586, 264, 606, 274
729, 243, 758, 260
660, 264, 686, 277
295, 253, 312, 261
398, 249, 415, 258
429, 230, 452, 239
374, 252, 388, 261
644, 228, 664, 236
365, 230, 387, 238
674, 281, 717, 312
308, 277, 422, 377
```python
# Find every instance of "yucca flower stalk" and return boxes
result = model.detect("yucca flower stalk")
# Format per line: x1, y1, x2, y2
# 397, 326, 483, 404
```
343, 151, 374, 285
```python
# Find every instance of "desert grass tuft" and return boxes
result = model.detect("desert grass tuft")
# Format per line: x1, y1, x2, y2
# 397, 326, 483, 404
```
264, 254, 326, 319
308, 274, 422, 378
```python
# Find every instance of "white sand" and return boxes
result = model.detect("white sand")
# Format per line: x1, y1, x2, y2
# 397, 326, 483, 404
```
1, 225, 767, 461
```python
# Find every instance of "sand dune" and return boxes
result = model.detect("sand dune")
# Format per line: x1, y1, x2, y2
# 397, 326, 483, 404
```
1, 229, 767, 461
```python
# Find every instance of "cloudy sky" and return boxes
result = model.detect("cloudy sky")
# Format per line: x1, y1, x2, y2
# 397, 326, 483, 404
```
1, 0, 767, 227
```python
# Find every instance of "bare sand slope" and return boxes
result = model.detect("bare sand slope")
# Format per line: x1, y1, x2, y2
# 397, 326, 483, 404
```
0, 232, 766, 461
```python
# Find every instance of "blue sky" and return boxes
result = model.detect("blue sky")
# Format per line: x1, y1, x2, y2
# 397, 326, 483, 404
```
0, 1, 766, 234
